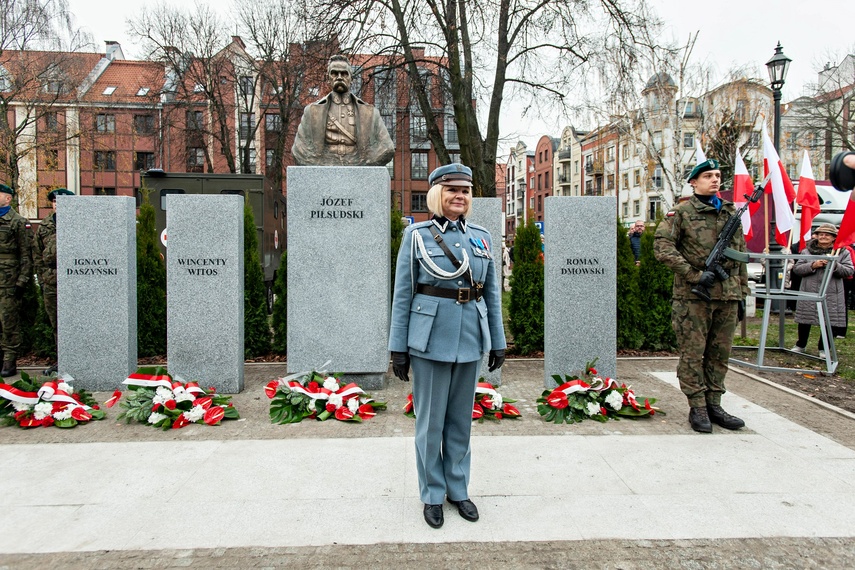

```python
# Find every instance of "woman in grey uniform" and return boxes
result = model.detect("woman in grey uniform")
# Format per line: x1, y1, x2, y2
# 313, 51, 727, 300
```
389, 163, 506, 529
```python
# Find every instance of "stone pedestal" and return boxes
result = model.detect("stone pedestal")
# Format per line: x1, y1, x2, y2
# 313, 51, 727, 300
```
286, 167, 391, 390
469, 197, 505, 386
56, 196, 137, 390
544, 197, 617, 386
167, 195, 244, 393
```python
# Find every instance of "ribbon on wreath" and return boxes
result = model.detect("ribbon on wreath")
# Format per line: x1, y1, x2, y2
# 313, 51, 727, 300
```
123, 373, 205, 395
0, 381, 92, 410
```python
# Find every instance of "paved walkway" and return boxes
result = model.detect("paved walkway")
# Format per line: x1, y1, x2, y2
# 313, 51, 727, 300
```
1, 359, 854, 569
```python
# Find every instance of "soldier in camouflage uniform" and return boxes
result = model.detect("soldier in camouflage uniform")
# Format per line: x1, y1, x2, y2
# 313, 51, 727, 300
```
34, 188, 73, 375
0, 183, 33, 377
654, 159, 749, 433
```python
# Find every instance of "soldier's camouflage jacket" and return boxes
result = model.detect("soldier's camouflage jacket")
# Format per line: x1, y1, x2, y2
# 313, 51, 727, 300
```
34, 212, 56, 287
0, 207, 33, 289
654, 195, 749, 301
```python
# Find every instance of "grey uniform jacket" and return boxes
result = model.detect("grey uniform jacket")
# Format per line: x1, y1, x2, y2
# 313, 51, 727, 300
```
389, 218, 506, 362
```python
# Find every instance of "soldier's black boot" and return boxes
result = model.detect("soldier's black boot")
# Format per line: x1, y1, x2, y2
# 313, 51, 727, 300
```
707, 404, 745, 430
1, 359, 17, 378
689, 406, 712, 433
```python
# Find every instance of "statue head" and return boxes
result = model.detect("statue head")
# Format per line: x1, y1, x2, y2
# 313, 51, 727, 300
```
327, 55, 353, 95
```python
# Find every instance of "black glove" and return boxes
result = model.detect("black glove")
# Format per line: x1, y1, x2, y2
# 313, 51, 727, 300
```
737, 300, 745, 322
697, 270, 716, 288
14, 285, 25, 299
488, 349, 505, 372
391, 352, 410, 381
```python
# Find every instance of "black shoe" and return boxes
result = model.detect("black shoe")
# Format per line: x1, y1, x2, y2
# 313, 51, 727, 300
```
43, 363, 58, 376
447, 498, 479, 522
0, 360, 16, 378
423, 504, 443, 528
707, 404, 745, 430
689, 406, 712, 433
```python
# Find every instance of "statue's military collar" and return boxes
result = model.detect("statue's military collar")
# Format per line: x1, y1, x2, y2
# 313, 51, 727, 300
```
315, 92, 366, 107
431, 215, 467, 233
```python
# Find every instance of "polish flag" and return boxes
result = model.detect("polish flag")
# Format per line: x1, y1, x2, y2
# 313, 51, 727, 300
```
762, 124, 796, 246
733, 150, 759, 240
834, 197, 855, 249
795, 151, 821, 250
695, 139, 706, 163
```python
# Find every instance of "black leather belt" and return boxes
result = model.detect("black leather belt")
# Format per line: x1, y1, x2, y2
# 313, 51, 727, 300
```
416, 283, 483, 303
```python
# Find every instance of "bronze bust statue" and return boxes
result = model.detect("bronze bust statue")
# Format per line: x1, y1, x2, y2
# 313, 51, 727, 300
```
292, 55, 395, 167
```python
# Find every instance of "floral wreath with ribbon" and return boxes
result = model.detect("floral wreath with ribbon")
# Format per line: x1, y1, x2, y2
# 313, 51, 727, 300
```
0, 372, 105, 428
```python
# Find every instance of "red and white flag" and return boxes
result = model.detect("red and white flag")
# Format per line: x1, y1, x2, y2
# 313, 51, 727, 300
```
695, 139, 706, 163
733, 150, 760, 240
762, 124, 796, 246
835, 196, 855, 249
795, 151, 821, 250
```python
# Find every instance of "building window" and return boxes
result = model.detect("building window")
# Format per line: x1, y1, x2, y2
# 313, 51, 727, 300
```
187, 147, 205, 172
652, 131, 662, 151
652, 166, 663, 188
449, 152, 461, 164
239, 148, 257, 174
749, 132, 761, 148
622, 144, 629, 161
444, 116, 458, 144
410, 115, 427, 145
42, 148, 59, 170
44, 112, 59, 132
633, 200, 640, 216
648, 197, 662, 221
94, 151, 116, 171
683, 132, 695, 148
607, 174, 615, 191
239, 76, 254, 99
133, 114, 155, 135
94, 187, 116, 196
735, 99, 748, 122
411, 192, 428, 212
606, 146, 615, 162
634, 170, 640, 186
239, 113, 255, 140
622, 201, 629, 218
382, 113, 395, 143
574, 160, 579, 174
411, 151, 428, 179
266, 149, 275, 168
95, 114, 115, 133
265, 113, 281, 132
187, 111, 204, 131
585, 180, 593, 195
136, 87, 150, 96
134, 152, 155, 171
622, 172, 629, 189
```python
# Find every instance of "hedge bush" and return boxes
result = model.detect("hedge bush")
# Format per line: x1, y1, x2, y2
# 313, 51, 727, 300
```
271, 251, 287, 354
244, 203, 271, 357
638, 225, 676, 350
508, 218, 544, 354
616, 221, 644, 350
136, 200, 167, 357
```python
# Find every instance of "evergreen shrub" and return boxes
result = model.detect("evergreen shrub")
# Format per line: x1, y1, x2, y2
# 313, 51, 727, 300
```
616, 221, 644, 350
136, 200, 167, 357
244, 203, 271, 357
638, 226, 676, 350
271, 251, 287, 354
508, 218, 544, 354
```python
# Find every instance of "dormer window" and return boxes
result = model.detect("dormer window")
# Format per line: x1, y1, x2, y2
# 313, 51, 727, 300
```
0, 66, 11, 92
136, 87, 150, 96
103, 86, 117, 95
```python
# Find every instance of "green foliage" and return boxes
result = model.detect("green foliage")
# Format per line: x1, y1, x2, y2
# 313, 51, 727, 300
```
22, 279, 55, 359
390, 209, 405, 289
136, 201, 167, 357
244, 203, 271, 358
638, 226, 676, 350
508, 219, 544, 354
616, 221, 643, 349
271, 250, 287, 354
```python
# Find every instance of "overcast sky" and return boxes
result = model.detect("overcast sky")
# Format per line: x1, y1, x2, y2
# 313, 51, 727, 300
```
69, 0, 854, 156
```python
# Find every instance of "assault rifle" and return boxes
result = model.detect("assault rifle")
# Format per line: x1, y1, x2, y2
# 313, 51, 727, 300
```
691, 171, 771, 302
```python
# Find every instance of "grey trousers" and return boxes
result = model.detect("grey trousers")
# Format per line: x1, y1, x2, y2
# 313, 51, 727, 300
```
411, 355, 481, 505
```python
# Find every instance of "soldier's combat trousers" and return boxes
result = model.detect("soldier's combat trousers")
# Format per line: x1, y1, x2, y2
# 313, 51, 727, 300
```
0, 287, 21, 361
671, 298, 738, 408
42, 283, 57, 345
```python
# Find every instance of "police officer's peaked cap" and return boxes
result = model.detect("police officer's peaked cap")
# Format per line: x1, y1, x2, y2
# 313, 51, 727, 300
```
47, 188, 74, 202
0, 184, 14, 196
687, 158, 720, 182
428, 163, 473, 187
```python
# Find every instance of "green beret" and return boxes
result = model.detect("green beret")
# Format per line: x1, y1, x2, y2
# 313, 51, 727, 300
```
687, 158, 721, 182
47, 188, 74, 202
0, 184, 14, 196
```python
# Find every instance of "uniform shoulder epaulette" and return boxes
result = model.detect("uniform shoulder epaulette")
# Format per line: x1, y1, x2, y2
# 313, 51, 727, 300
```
409, 220, 433, 229
467, 222, 488, 233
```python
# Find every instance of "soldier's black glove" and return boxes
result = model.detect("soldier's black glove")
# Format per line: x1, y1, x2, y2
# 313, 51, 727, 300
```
697, 270, 716, 288
737, 300, 745, 322
391, 351, 410, 381
488, 349, 505, 372
14, 285, 25, 300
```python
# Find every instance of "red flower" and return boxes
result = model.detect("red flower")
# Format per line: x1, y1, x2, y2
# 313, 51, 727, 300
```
203, 406, 225, 425
91, 404, 100, 410
547, 391, 569, 409
51, 402, 64, 413
600, 406, 608, 416
104, 390, 123, 408
307, 381, 320, 392
502, 403, 521, 417
20, 417, 42, 427
207, 386, 217, 394
481, 396, 493, 410
335, 407, 354, 421
326, 402, 336, 413
264, 381, 279, 399
151, 403, 162, 413
495, 412, 503, 419
71, 408, 92, 421
644, 399, 655, 415
588, 367, 598, 375
172, 415, 191, 429
41, 416, 55, 427
13, 410, 28, 421
71, 393, 81, 402
472, 403, 484, 419
403, 394, 414, 414
194, 396, 213, 410
357, 404, 376, 420
164, 400, 177, 410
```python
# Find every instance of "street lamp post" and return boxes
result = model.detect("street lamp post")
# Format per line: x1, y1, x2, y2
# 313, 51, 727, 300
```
765, 42, 791, 345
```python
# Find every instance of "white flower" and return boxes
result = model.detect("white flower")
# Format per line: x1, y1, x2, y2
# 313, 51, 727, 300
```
57, 382, 72, 393
53, 407, 72, 421
12, 402, 31, 412
347, 398, 359, 413
323, 377, 340, 392
605, 390, 623, 411
154, 386, 173, 403
492, 393, 503, 410
307, 398, 317, 411
148, 412, 167, 424
328, 393, 343, 408
34, 402, 53, 420
184, 405, 204, 423
586, 402, 601, 416
175, 391, 195, 403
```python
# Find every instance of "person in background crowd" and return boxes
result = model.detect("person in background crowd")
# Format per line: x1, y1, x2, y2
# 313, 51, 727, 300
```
0, 183, 32, 377
34, 188, 74, 375
654, 159, 748, 434
389, 163, 506, 529
791, 223, 853, 357
502, 241, 512, 292
628, 220, 645, 265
